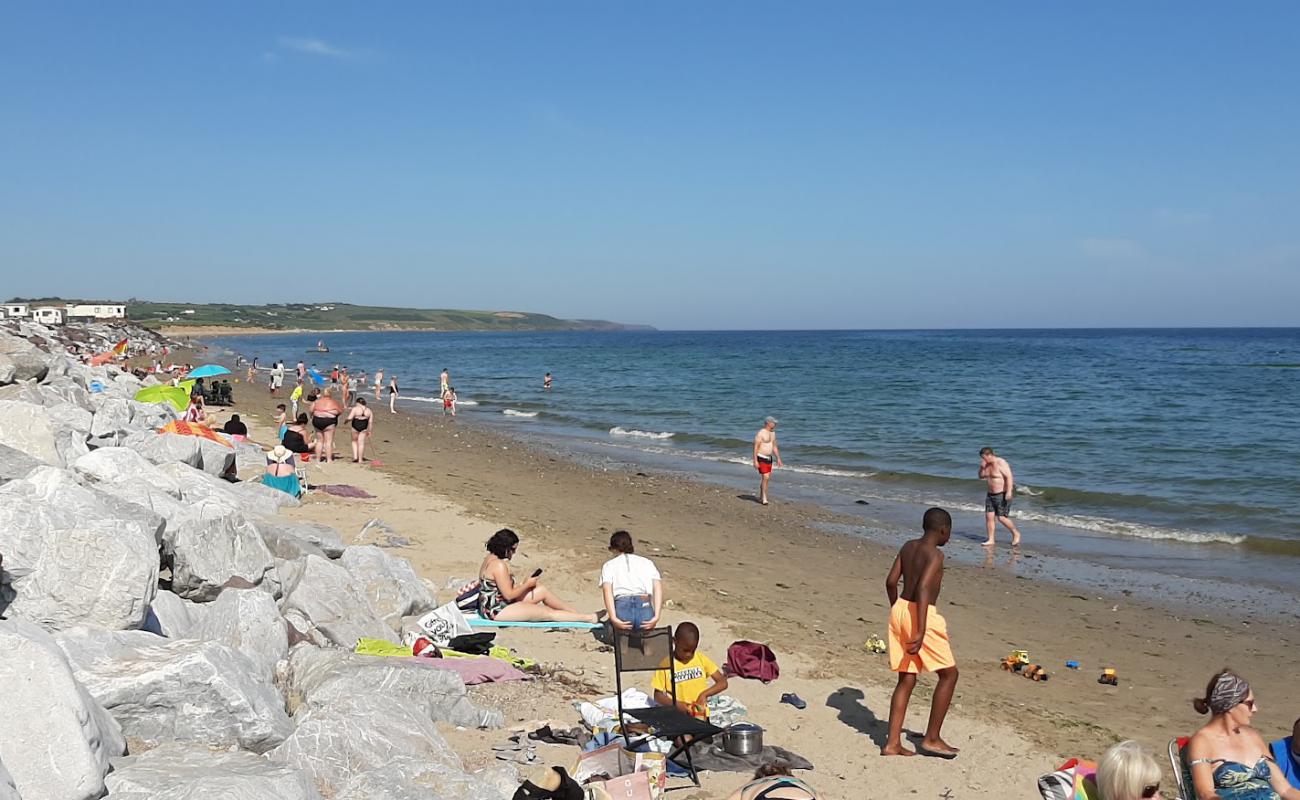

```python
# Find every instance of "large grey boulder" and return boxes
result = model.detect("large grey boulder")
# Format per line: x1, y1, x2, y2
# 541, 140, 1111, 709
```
340, 546, 436, 631
89, 397, 137, 443
0, 620, 126, 800
0, 467, 158, 631
234, 440, 267, 474
0, 381, 45, 405
259, 519, 345, 559
0, 758, 17, 800
230, 479, 298, 515
336, 761, 515, 800
195, 437, 236, 478
284, 645, 501, 729
278, 556, 394, 648
0, 333, 49, 384
56, 627, 293, 754
175, 589, 288, 680
46, 403, 94, 464
166, 511, 278, 602
271, 695, 479, 797
155, 461, 243, 514
0, 400, 60, 464
73, 448, 182, 496
39, 379, 93, 412
120, 430, 202, 470
141, 590, 195, 637
88, 488, 167, 548
126, 399, 175, 430
0, 442, 40, 485
104, 745, 322, 800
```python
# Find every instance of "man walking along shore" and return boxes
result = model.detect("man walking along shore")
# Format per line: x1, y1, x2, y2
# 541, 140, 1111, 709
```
979, 446, 1022, 546
753, 416, 782, 505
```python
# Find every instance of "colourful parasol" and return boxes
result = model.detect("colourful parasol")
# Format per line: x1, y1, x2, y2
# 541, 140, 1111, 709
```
133, 385, 190, 412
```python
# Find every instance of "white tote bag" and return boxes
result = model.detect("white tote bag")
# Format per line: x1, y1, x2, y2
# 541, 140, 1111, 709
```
417, 601, 473, 646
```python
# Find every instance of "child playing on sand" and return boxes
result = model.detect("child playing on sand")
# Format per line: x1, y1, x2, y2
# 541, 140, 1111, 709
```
653, 622, 729, 720
882, 507, 960, 759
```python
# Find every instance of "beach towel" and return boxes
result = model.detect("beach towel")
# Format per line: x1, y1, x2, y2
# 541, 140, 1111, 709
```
726, 641, 779, 683
1271, 737, 1299, 789
318, 484, 376, 498
691, 744, 813, 774
467, 614, 601, 630
888, 598, 955, 674
1038, 758, 1099, 800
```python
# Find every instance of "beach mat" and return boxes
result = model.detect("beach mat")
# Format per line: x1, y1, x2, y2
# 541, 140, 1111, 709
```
692, 744, 813, 773
467, 615, 600, 630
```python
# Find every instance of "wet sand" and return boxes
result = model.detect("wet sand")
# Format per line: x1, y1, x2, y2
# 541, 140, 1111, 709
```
218, 392, 1298, 797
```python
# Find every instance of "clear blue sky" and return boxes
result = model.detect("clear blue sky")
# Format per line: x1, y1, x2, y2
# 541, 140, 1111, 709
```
3, 3, 1298, 329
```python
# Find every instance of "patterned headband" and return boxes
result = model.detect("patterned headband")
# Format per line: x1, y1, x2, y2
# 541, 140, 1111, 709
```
1209, 672, 1250, 714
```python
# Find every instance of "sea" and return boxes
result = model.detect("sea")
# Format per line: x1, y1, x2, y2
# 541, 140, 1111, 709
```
207, 328, 1300, 615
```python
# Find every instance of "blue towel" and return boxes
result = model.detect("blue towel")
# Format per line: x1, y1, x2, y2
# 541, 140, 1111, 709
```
467, 616, 600, 630
261, 473, 302, 498
1272, 737, 1299, 790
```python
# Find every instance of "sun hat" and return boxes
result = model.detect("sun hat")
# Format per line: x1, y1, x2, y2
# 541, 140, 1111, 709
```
270, 445, 292, 464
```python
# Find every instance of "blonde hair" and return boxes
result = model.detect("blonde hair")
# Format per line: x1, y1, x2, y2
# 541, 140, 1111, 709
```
1097, 740, 1161, 800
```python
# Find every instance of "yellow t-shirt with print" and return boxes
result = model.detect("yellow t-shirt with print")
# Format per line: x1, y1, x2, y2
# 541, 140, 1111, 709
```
290, 385, 303, 402
651, 651, 720, 709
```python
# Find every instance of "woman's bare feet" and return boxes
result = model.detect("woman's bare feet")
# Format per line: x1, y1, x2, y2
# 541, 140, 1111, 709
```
880, 743, 915, 757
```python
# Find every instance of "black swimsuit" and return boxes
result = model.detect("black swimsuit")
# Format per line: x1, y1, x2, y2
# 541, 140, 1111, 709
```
282, 429, 310, 454
312, 414, 337, 431
351, 416, 370, 432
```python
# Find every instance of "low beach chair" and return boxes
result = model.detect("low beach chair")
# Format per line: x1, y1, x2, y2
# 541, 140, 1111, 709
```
1168, 737, 1197, 800
613, 626, 724, 789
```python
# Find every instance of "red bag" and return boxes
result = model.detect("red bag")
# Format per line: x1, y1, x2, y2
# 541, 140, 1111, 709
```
726, 640, 779, 682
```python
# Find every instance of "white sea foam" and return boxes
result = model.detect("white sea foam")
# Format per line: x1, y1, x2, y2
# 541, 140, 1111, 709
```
503, 409, 538, 418
456, 399, 479, 406
609, 427, 675, 440
403, 395, 440, 403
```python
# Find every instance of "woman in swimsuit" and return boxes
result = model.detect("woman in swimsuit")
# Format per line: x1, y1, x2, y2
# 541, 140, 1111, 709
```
346, 397, 374, 463
726, 762, 819, 800
477, 529, 596, 623
388, 375, 399, 414
310, 388, 342, 464
1187, 670, 1300, 800
281, 413, 313, 454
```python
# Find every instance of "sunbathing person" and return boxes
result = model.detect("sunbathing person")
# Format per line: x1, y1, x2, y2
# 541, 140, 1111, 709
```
1097, 740, 1163, 800
1270, 718, 1300, 790
1187, 670, 1300, 800
652, 622, 728, 721
600, 530, 662, 631
477, 528, 596, 623
261, 446, 301, 498
726, 762, 819, 800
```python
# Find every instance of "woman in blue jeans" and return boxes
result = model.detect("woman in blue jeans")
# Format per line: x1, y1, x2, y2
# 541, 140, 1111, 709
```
599, 530, 663, 631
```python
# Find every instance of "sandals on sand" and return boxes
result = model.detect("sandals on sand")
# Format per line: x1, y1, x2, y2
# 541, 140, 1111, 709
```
780, 693, 807, 710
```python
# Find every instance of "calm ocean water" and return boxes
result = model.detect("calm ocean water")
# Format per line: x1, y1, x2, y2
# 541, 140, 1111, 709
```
210, 328, 1300, 597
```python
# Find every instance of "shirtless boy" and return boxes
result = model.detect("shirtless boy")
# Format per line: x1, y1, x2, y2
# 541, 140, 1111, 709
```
882, 507, 960, 759
978, 447, 1022, 546
752, 416, 783, 505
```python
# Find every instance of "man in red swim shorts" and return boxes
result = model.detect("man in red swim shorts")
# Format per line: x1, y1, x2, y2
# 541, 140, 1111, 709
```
752, 416, 783, 505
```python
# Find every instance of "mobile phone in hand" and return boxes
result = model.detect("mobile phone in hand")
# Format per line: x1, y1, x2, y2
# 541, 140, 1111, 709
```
531, 568, 543, 578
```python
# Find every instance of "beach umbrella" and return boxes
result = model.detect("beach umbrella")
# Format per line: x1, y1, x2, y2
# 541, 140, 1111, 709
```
187, 364, 231, 379
306, 368, 327, 386
157, 420, 232, 447
133, 385, 190, 412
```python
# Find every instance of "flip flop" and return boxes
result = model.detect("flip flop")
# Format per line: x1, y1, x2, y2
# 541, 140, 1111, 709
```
780, 693, 807, 710
917, 745, 959, 760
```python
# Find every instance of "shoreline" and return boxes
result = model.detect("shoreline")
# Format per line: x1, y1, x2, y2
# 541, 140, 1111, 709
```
204, 360, 1298, 777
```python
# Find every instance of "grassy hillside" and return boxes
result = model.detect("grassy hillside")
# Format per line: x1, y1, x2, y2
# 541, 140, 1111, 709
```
125, 302, 652, 332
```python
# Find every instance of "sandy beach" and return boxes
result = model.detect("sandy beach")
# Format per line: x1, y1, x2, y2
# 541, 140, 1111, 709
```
213, 390, 1299, 798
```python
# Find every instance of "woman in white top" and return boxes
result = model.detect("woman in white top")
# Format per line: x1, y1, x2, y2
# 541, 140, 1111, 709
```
600, 530, 663, 631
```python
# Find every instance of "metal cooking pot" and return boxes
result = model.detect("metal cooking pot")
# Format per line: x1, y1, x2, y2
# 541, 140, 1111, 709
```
721, 722, 764, 756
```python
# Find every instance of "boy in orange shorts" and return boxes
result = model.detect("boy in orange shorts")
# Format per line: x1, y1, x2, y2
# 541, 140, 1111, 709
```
882, 507, 960, 758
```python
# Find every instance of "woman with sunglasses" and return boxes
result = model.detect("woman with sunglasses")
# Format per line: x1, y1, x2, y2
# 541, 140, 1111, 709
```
1097, 741, 1163, 800
1187, 670, 1300, 800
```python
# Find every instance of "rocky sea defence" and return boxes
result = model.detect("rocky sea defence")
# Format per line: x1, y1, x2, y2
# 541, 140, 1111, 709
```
0, 319, 511, 800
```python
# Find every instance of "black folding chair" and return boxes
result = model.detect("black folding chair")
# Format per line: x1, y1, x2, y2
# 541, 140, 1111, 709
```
613, 626, 724, 788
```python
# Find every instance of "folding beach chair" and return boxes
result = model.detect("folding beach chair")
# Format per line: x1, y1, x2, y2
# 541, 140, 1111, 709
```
1168, 737, 1198, 800
613, 626, 724, 789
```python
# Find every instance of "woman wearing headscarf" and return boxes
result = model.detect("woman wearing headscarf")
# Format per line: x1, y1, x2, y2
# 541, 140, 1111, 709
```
1186, 670, 1300, 800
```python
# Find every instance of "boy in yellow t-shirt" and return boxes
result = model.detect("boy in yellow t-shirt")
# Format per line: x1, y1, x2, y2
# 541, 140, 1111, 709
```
651, 622, 728, 720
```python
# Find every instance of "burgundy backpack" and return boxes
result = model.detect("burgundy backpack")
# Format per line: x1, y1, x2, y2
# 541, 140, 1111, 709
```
726, 640, 779, 683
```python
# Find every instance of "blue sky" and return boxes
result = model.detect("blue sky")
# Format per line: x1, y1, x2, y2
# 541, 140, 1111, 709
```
2, 3, 1298, 329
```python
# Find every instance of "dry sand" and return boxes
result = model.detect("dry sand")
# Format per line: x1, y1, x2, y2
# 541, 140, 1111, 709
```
218, 397, 1299, 799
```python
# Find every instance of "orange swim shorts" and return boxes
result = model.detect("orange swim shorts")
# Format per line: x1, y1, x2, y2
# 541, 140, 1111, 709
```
888, 599, 956, 674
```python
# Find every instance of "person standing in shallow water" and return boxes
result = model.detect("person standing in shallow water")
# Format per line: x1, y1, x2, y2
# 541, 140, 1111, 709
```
752, 416, 782, 505
882, 507, 960, 759
978, 447, 1023, 546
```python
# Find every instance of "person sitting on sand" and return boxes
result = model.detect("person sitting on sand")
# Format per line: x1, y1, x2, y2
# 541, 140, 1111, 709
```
477, 528, 596, 623
1097, 740, 1163, 800
222, 413, 248, 440
346, 397, 373, 463
262, 445, 301, 498
652, 621, 728, 721
600, 530, 662, 632
726, 762, 819, 800
281, 413, 313, 455
183, 394, 206, 423
1188, 670, 1300, 800
311, 388, 342, 463
1271, 718, 1300, 790
882, 507, 960, 759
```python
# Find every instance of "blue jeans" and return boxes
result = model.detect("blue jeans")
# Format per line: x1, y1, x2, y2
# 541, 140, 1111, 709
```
614, 595, 654, 630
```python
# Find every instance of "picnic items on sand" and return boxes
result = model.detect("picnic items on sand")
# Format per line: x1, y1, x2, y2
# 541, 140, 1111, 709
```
417, 601, 474, 646
725, 640, 779, 682
720, 723, 764, 756
512, 765, 584, 799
